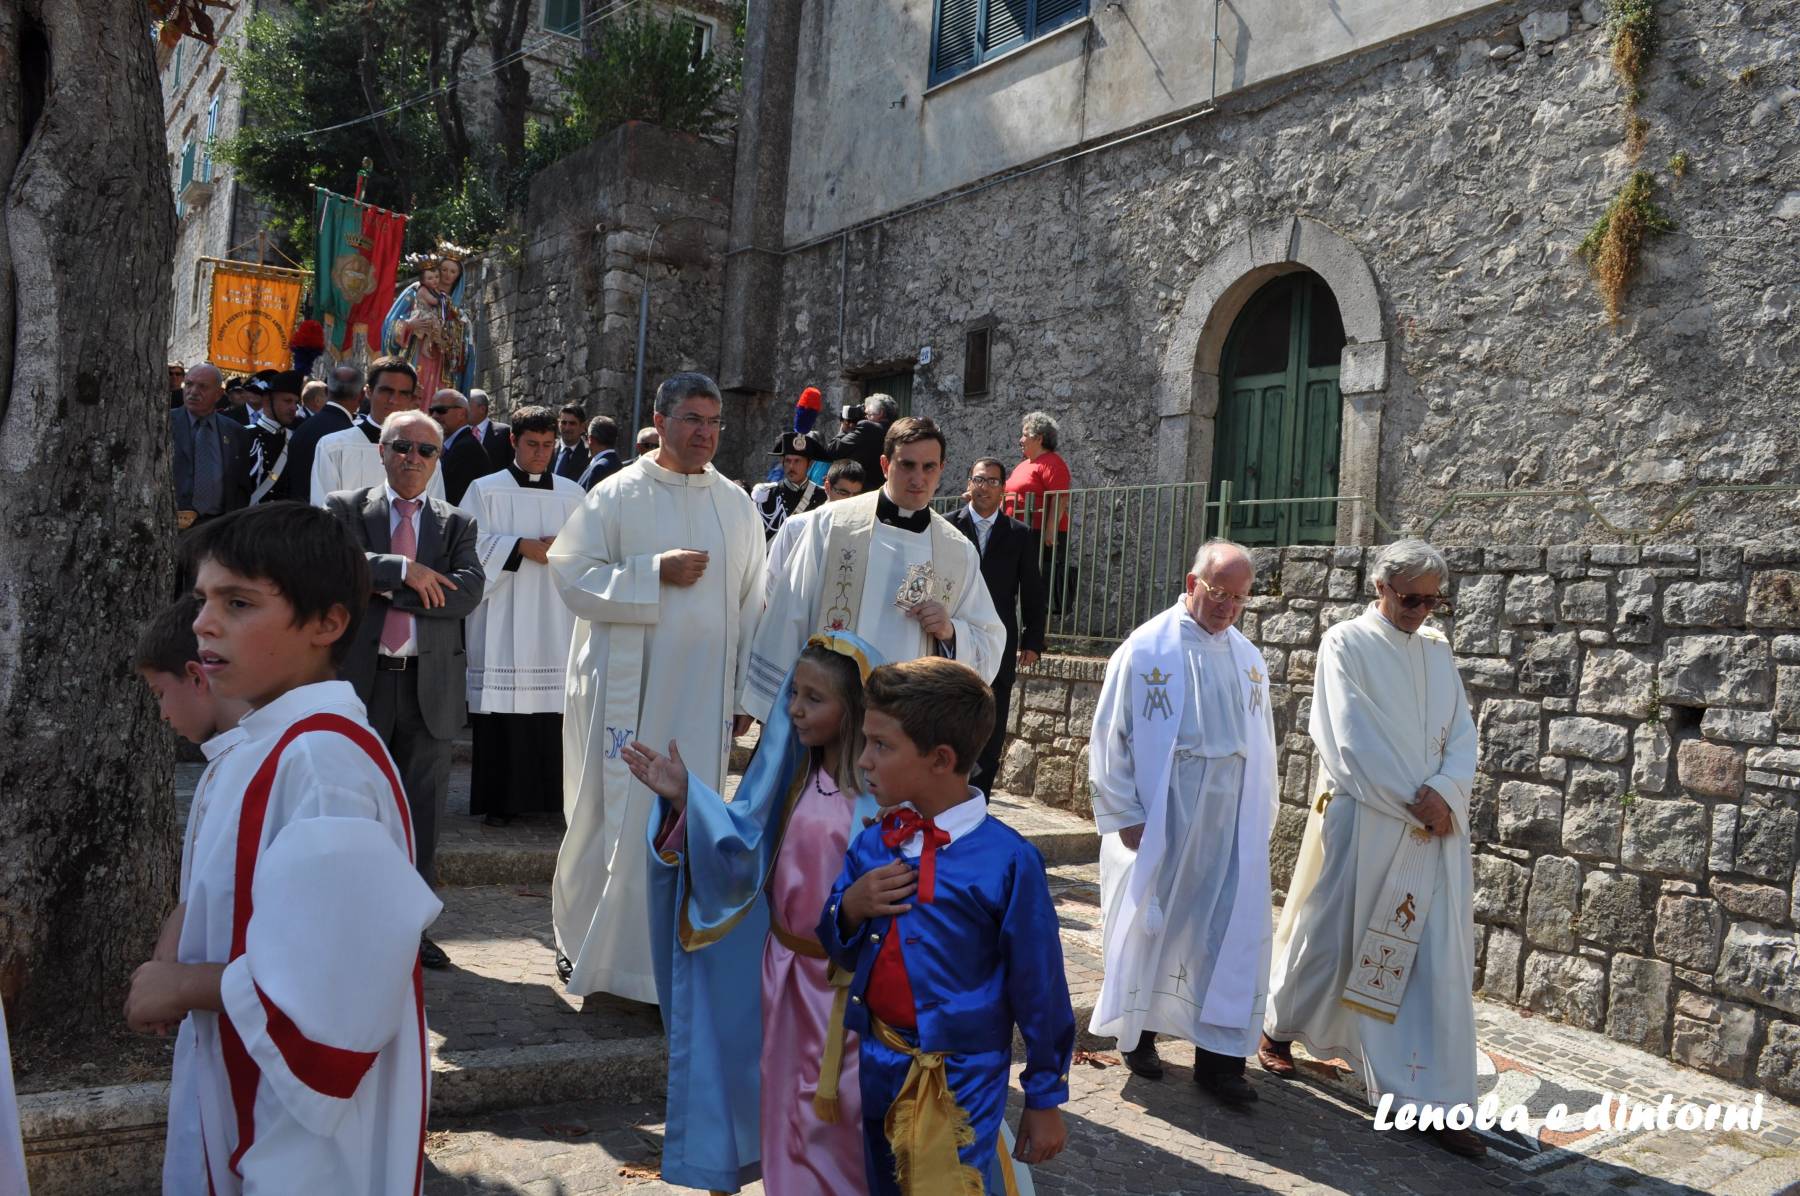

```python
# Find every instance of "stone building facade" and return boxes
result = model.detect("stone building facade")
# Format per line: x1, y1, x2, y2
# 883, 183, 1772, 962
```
1004, 541, 1800, 1098
713, 0, 1800, 544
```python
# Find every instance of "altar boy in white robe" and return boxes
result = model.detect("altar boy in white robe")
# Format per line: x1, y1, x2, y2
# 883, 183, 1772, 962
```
1088, 539, 1278, 1109
745, 416, 1004, 721
549, 373, 764, 1003
458, 405, 585, 825
1261, 538, 1483, 1159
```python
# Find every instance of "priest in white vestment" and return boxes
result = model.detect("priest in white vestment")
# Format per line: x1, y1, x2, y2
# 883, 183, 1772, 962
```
1089, 540, 1278, 1109
1261, 538, 1483, 1158
311, 357, 445, 506
458, 405, 585, 824
745, 416, 1004, 721
549, 374, 765, 1003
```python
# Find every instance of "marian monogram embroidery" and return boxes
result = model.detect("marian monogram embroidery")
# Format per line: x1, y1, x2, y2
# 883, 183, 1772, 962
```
1246, 665, 1265, 716
1141, 667, 1174, 720
604, 726, 634, 760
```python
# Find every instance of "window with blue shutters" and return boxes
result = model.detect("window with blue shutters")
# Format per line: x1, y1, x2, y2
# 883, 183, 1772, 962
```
929, 0, 1088, 86
202, 97, 219, 182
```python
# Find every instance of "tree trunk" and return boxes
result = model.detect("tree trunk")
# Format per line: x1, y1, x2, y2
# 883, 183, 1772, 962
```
0, 0, 178, 1036
487, 0, 532, 173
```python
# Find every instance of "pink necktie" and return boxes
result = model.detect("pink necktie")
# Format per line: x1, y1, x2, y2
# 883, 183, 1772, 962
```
381, 498, 421, 653
472, 424, 484, 443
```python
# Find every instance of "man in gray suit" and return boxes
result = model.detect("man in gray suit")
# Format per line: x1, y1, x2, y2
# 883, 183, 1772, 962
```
327, 410, 484, 969
170, 363, 252, 527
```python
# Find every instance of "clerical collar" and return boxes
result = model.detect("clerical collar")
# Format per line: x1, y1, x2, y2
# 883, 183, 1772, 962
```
507, 464, 554, 489
877, 491, 930, 533
356, 417, 381, 444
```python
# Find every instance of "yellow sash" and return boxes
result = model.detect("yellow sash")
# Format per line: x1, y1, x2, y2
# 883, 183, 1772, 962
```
868, 1017, 1023, 1196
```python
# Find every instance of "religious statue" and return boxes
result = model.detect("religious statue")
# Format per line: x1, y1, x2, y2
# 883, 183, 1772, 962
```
382, 243, 473, 396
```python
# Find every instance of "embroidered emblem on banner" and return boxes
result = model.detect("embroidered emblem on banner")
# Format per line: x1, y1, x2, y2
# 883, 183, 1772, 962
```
1141, 667, 1174, 720
1246, 665, 1265, 716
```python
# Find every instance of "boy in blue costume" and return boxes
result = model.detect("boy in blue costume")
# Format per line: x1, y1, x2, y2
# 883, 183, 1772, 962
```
819, 657, 1075, 1194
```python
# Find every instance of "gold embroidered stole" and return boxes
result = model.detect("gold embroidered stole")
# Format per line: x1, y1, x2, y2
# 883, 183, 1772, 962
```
814, 493, 962, 634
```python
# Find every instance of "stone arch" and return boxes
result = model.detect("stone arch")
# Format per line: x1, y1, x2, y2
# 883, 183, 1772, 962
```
1155, 215, 1389, 544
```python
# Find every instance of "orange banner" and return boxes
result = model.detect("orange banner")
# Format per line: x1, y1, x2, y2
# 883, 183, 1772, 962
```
207, 262, 307, 374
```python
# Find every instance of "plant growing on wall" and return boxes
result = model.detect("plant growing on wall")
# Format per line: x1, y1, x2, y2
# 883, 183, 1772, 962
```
1607, 0, 1657, 159
1578, 170, 1675, 322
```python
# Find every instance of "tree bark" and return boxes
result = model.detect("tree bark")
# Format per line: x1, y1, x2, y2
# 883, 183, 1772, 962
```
484, 0, 533, 174
0, 0, 178, 1034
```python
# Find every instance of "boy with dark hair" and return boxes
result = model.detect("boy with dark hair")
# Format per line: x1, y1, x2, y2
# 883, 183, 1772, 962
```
818, 656, 1074, 1195
125, 503, 442, 1195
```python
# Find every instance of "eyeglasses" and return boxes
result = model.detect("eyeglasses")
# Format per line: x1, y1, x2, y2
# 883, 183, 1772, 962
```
428, 406, 453, 415
1197, 581, 1250, 606
383, 439, 441, 459
672, 415, 726, 431
1393, 593, 1454, 613
967, 476, 1003, 487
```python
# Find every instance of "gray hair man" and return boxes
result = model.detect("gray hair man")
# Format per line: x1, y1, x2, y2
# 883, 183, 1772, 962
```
1087, 538, 1279, 1110
634, 425, 659, 456
1261, 538, 1483, 1158
274, 362, 364, 502
547, 371, 766, 1002
823, 390, 900, 483
170, 362, 252, 526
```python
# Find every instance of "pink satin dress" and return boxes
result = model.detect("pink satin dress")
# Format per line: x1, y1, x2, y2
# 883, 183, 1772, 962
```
760, 765, 869, 1194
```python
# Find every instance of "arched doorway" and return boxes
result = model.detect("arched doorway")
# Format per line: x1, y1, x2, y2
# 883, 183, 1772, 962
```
1209, 271, 1346, 546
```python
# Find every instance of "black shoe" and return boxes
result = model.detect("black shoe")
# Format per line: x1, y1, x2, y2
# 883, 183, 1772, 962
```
1121, 1032, 1164, 1080
555, 951, 574, 983
420, 935, 450, 970
1195, 1068, 1258, 1110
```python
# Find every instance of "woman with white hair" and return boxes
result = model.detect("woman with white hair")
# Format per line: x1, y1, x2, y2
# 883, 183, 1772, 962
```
1005, 410, 1074, 609
1260, 538, 1485, 1159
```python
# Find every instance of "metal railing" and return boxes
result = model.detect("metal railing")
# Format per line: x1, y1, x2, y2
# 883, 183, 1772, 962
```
932, 480, 1800, 652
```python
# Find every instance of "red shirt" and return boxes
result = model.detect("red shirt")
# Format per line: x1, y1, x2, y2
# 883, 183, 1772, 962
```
1005, 451, 1072, 535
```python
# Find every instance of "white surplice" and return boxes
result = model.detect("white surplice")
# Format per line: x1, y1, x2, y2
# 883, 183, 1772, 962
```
458, 469, 585, 714
1088, 602, 1278, 1055
309, 423, 444, 507
549, 456, 764, 1002
162, 681, 442, 1196
744, 492, 1004, 722
1265, 604, 1479, 1114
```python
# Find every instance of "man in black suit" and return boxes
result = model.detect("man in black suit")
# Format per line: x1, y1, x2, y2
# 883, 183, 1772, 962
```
577, 414, 624, 490
430, 387, 493, 504
948, 456, 1048, 798
170, 363, 253, 528
824, 391, 898, 484
470, 389, 514, 472
326, 410, 485, 968
274, 363, 361, 503
551, 403, 590, 481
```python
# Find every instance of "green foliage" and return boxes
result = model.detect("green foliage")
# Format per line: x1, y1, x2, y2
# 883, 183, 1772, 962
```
217, 3, 506, 259
1607, 0, 1657, 93
559, 10, 739, 141
1578, 170, 1676, 322
1668, 150, 1689, 177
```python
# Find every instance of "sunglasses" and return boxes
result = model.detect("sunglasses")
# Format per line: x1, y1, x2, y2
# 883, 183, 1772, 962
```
383, 439, 441, 459
429, 405, 453, 415
1386, 588, 1453, 613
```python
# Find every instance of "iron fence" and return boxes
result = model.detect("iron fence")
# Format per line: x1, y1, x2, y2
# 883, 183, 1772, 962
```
930, 481, 1800, 653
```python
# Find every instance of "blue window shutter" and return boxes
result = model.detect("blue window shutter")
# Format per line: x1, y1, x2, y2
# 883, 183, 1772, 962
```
982, 0, 1028, 54
932, 0, 980, 82
179, 141, 195, 189
1034, 0, 1087, 33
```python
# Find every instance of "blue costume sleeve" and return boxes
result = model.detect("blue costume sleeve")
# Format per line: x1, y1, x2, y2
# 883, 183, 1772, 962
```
1001, 843, 1076, 1109
817, 829, 877, 972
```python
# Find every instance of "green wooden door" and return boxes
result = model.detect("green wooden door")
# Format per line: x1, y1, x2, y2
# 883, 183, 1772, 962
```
1211, 273, 1346, 546
864, 371, 914, 417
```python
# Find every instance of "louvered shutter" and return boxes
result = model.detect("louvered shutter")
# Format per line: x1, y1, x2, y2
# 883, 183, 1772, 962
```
982, 0, 1028, 55
931, 0, 980, 82
1034, 0, 1086, 34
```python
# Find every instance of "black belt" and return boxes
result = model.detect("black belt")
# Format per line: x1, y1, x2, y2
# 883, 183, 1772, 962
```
376, 655, 415, 671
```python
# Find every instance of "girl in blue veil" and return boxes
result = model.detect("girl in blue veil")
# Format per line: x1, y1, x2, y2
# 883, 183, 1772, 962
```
628, 632, 883, 1194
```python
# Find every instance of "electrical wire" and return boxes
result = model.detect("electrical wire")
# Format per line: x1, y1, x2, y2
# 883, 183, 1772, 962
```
286, 0, 646, 140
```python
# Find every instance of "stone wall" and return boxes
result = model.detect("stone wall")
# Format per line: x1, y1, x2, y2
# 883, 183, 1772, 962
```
1003, 542, 1800, 1097
756, 0, 1800, 544
469, 122, 733, 428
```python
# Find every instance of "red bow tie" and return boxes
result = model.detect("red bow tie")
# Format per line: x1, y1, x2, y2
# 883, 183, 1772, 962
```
880, 808, 950, 904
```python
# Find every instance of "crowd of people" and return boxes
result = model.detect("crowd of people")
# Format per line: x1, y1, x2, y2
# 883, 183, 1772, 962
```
131, 359, 1484, 1194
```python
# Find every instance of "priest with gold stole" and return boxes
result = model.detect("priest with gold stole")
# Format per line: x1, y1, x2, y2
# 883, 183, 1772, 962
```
1261, 539, 1483, 1158
745, 416, 1004, 722
1087, 539, 1278, 1110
